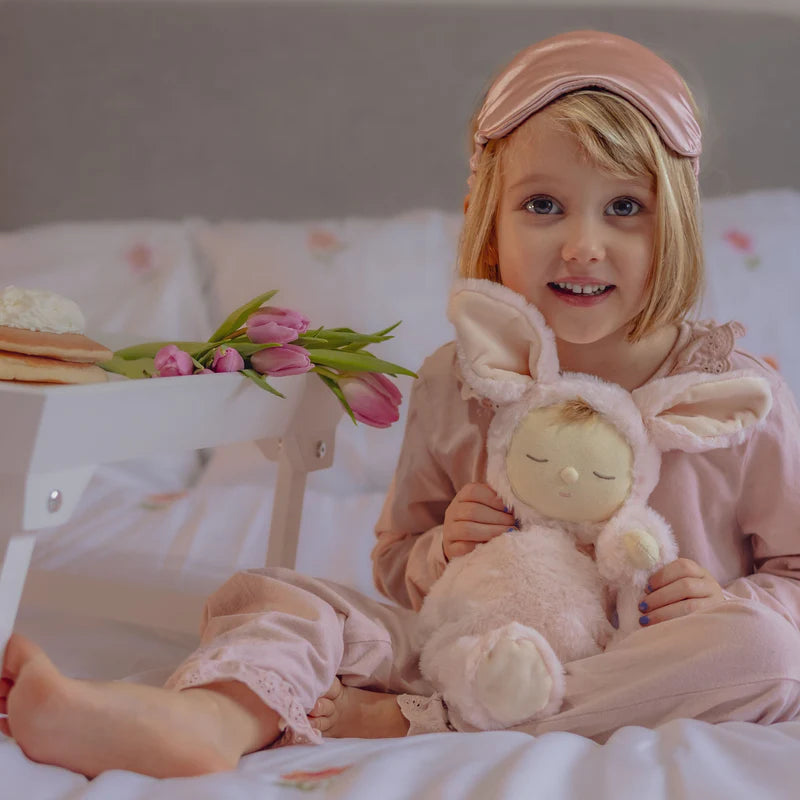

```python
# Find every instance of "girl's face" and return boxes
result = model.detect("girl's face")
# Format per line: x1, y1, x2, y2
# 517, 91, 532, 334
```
495, 108, 657, 346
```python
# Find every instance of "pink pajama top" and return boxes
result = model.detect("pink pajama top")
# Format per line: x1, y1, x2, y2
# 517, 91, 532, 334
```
371, 320, 800, 627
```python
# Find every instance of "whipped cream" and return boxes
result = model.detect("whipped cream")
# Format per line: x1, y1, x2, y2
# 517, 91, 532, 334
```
0, 286, 86, 334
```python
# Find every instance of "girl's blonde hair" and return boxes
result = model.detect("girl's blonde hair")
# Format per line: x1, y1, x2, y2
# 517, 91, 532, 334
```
459, 89, 703, 342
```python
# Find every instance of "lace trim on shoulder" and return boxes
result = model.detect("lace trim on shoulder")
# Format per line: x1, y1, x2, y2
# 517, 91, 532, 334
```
668, 320, 745, 376
397, 693, 455, 735
165, 658, 321, 746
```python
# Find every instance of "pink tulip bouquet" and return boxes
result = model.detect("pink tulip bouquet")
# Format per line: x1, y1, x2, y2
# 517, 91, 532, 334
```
102, 290, 416, 428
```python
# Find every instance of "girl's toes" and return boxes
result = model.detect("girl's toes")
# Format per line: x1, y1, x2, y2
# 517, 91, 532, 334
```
322, 678, 343, 701
309, 714, 333, 733
0, 677, 12, 700
0, 718, 10, 738
309, 697, 335, 718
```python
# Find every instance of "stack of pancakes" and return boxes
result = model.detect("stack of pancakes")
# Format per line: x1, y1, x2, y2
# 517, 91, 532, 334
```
0, 325, 113, 386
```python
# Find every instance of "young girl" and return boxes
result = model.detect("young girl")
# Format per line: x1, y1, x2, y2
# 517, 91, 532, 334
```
3, 29, 800, 779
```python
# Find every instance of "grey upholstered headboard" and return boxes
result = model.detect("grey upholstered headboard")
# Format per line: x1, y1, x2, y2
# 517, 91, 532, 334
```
2, 1, 799, 229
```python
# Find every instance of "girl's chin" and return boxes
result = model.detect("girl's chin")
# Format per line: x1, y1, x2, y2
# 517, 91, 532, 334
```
547, 318, 625, 346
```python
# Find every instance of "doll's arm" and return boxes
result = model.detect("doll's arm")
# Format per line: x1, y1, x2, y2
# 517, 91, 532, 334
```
595, 506, 678, 589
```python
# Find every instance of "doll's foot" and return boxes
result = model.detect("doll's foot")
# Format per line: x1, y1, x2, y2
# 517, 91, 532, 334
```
472, 624, 560, 727
623, 530, 660, 570
308, 678, 409, 739
1, 633, 281, 778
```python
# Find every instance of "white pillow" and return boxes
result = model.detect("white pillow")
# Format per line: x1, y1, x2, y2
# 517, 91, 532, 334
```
195, 209, 461, 494
701, 189, 800, 398
0, 219, 213, 343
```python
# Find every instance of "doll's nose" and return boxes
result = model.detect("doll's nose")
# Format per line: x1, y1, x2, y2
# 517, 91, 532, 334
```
560, 466, 579, 484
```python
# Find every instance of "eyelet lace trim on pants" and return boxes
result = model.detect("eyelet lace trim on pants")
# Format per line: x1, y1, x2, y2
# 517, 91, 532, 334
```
397, 693, 454, 735
165, 659, 320, 745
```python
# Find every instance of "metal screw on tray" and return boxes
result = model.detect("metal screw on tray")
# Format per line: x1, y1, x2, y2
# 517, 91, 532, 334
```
316, 441, 327, 459
47, 489, 63, 513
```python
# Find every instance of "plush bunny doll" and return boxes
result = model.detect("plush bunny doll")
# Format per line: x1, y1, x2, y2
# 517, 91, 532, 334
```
416, 279, 773, 731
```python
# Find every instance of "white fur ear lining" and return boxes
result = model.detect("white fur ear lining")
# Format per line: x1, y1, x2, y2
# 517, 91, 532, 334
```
447, 279, 560, 403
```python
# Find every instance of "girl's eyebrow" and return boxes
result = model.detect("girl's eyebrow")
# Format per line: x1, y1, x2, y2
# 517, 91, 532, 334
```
507, 173, 559, 192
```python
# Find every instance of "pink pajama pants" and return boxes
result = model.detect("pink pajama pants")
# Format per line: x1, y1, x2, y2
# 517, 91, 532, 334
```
165, 567, 800, 744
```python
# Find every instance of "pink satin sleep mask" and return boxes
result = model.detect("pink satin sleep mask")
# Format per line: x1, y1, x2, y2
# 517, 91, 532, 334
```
470, 30, 702, 178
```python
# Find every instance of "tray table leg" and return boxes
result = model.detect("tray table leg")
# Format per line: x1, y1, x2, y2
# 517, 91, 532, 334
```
0, 533, 37, 667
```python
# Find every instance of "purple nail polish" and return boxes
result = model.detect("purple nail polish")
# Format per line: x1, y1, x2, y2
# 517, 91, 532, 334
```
639, 615, 650, 626
645, 583, 653, 594
639, 601, 648, 613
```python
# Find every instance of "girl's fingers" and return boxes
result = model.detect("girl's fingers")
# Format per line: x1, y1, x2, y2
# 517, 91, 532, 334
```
448, 521, 515, 543
639, 577, 711, 613
647, 557, 706, 592
639, 596, 718, 626
450, 501, 515, 527
455, 483, 508, 513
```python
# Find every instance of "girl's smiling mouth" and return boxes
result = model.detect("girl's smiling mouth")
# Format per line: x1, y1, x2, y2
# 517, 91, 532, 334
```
548, 281, 616, 306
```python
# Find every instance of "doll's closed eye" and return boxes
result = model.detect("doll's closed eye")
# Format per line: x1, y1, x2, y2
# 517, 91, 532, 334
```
526, 455, 548, 463
593, 471, 616, 480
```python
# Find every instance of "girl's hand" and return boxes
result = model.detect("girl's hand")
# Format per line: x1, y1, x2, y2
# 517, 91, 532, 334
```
443, 482, 516, 561
638, 557, 724, 626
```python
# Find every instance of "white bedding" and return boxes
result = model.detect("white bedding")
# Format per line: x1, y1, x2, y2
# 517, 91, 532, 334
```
2, 191, 800, 796
3, 626, 799, 800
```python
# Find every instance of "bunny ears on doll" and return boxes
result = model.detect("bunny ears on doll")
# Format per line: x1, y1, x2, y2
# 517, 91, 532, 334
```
447, 279, 773, 455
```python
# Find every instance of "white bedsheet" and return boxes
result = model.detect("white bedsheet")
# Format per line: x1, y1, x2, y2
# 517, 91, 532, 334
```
3, 632, 799, 800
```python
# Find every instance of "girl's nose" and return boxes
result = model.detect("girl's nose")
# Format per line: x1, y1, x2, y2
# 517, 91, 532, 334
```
561, 218, 606, 264
560, 466, 579, 484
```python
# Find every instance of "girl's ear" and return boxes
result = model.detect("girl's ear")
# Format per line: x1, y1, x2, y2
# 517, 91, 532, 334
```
632, 372, 773, 452
447, 279, 560, 403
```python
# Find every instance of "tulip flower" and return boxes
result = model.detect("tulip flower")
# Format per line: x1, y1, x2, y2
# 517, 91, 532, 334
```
338, 372, 401, 428
247, 306, 310, 344
211, 345, 245, 373
251, 343, 313, 377
154, 345, 194, 377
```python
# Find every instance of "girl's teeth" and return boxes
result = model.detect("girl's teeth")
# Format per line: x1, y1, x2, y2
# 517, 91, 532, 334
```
554, 282, 608, 295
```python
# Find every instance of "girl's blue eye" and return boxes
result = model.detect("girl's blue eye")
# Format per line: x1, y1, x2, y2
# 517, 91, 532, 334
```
606, 198, 643, 217
524, 196, 563, 215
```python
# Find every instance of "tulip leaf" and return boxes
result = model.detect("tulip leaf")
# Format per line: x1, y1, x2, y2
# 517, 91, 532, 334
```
374, 321, 401, 336
308, 349, 417, 377
241, 368, 285, 398
113, 341, 209, 360
100, 355, 156, 379
316, 373, 357, 425
209, 290, 279, 342
299, 332, 395, 350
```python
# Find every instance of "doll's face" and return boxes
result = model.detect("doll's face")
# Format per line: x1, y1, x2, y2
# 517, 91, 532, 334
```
506, 404, 633, 523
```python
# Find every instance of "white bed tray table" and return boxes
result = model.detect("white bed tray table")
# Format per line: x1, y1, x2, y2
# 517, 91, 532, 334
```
0, 371, 343, 654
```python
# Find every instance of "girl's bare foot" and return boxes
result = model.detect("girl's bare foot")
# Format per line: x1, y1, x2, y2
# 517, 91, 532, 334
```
0, 633, 282, 778
308, 678, 409, 739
